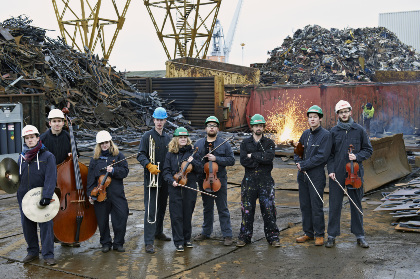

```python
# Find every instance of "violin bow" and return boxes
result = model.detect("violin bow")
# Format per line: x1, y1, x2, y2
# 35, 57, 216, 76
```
176, 183, 217, 198
303, 171, 324, 204
333, 178, 364, 216
201, 136, 234, 160
100, 153, 139, 170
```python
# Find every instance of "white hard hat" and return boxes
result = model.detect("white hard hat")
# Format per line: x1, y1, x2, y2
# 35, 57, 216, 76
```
22, 125, 40, 137
48, 109, 65, 119
335, 100, 352, 113
96, 130, 112, 143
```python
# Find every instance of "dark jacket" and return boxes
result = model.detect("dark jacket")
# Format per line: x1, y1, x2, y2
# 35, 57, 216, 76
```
195, 135, 235, 178
327, 122, 373, 183
240, 135, 275, 175
40, 129, 72, 165
17, 147, 57, 201
162, 145, 203, 187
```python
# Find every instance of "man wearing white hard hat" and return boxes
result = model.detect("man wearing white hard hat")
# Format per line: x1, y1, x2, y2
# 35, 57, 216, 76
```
17, 125, 57, 265
326, 100, 373, 249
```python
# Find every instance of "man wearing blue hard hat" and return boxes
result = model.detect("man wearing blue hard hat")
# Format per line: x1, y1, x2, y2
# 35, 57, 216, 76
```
137, 107, 171, 254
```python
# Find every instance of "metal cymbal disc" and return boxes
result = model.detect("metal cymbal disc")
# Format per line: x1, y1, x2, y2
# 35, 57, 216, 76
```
22, 187, 60, 223
0, 158, 19, 194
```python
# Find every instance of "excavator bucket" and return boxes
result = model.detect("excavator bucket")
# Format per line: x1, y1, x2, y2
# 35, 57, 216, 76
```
363, 133, 411, 192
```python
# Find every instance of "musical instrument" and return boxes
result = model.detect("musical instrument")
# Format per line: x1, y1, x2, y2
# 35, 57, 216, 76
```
201, 136, 233, 160
53, 108, 97, 244
147, 135, 160, 224
203, 142, 221, 193
173, 147, 199, 185
100, 153, 138, 170
345, 144, 362, 189
175, 182, 217, 198
333, 178, 364, 216
22, 187, 60, 223
91, 160, 115, 202
0, 157, 19, 193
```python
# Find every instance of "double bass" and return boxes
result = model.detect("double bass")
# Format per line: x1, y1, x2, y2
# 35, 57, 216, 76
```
53, 108, 97, 244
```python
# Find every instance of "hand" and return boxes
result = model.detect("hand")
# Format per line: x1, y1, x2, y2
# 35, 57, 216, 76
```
106, 166, 114, 173
187, 156, 193, 163
205, 154, 216, 161
329, 173, 336, 180
349, 153, 356, 161
39, 198, 51, 206
172, 181, 178, 187
296, 163, 301, 171
146, 163, 161, 175
89, 196, 95, 205
247, 154, 251, 158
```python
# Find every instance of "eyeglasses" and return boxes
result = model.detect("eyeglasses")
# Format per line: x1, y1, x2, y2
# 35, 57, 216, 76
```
100, 141, 110, 145
207, 124, 218, 128
338, 110, 351, 115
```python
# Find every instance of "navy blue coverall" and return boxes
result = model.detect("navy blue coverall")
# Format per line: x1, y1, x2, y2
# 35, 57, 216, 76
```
162, 145, 203, 247
294, 126, 332, 237
137, 129, 171, 245
238, 135, 280, 244
195, 136, 235, 238
17, 146, 57, 260
87, 150, 129, 249
327, 123, 373, 238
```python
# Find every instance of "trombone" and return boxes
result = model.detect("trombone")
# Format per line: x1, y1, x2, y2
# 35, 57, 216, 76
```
147, 135, 160, 224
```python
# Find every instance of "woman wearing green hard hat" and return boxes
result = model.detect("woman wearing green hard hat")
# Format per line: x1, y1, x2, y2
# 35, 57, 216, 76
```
162, 127, 203, 252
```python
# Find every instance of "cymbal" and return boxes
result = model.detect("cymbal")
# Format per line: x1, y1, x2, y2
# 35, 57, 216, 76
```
0, 158, 19, 194
22, 187, 59, 223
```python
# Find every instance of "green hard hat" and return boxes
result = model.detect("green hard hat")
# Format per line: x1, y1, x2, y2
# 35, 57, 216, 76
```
307, 105, 323, 117
173, 127, 189, 136
205, 116, 219, 125
250, 114, 266, 125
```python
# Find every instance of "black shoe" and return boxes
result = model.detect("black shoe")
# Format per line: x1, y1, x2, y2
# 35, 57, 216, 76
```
22, 254, 38, 263
185, 241, 193, 248
176, 245, 184, 252
145, 244, 155, 254
357, 238, 369, 248
102, 245, 111, 253
113, 246, 126, 252
325, 237, 335, 248
155, 233, 171, 241
44, 258, 56, 266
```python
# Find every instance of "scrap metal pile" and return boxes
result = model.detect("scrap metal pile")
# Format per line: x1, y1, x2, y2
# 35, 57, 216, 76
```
0, 16, 190, 131
260, 25, 420, 85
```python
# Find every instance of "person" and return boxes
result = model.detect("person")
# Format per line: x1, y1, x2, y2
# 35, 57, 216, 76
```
162, 127, 203, 252
294, 105, 332, 246
137, 107, 171, 254
326, 100, 373, 248
236, 114, 281, 247
17, 125, 57, 265
193, 116, 235, 246
361, 102, 374, 136
87, 131, 129, 253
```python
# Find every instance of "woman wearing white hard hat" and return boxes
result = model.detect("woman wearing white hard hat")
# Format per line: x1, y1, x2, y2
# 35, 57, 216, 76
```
17, 125, 57, 265
86, 130, 129, 253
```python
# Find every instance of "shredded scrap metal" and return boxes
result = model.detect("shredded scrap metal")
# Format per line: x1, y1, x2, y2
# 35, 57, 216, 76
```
260, 25, 420, 85
0, 16, 190, 131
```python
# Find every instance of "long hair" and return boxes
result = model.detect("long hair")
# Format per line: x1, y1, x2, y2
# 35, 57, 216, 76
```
168, 137, 192, 153
93, 140, 119, 159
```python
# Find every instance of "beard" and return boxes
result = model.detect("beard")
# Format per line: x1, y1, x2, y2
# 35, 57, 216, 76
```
254, 130, 263, 136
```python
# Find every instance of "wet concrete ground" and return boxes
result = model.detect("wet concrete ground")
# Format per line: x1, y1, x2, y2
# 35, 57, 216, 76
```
0, 153, 419, 279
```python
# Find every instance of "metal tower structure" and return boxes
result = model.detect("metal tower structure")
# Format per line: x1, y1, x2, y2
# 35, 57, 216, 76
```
143, 0, 222, 60
51, 0, 132, 63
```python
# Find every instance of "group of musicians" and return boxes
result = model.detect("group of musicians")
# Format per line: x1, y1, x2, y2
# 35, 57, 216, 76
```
16, 99, 372, 265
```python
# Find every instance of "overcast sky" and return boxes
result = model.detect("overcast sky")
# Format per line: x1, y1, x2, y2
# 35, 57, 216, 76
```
2, 1, 420, 71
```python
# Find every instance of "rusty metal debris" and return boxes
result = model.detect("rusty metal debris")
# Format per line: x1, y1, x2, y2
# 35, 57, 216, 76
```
260, 25, 420, 85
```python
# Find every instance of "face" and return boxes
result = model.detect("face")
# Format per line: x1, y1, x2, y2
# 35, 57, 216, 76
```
205, 122, 219, 137
100, 141, 110, 151
49, 118, 64, 133
252, 124, 264, 135
308, 113, 321, 129
178, 136, 188, 147
154, 118, 166, 130
24, 134, 39, 148
338, 109, 352, 122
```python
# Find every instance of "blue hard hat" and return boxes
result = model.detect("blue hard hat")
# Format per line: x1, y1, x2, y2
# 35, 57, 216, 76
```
152, 107, 167, 119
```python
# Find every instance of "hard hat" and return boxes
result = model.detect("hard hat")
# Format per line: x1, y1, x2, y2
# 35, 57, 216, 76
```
307, 105, 323, 118
152, 107, 168, 119
22, 125, 39, 137
47, 109, 65, 119
173, 127, 189, 136
366, 102, 372, 109
250, 114, 266, 125
96, 130, 112, 143
335, 100, 352, 113
205, 116, 220, 125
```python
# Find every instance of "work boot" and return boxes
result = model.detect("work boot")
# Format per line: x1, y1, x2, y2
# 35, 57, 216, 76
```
194, 234, 209, 241
296, 235, 314, 243
22, 254, 38, 263
113, 246, 126, 252
236, 239, 247, 247
145, 244, 155, 254
102, 245, 111, 253
185, 241, 193, 248
155, 233, 171, 241
44, 258, 57, 266
176, 245, 184, 252
325, 237, 335, 248
315, 237, 324, 246
223, 237, 233, 246
357, 238, 370, 248
271, 240, 281, 247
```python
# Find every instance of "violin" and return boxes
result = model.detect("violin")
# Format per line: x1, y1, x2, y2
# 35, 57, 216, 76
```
203, 142, 221, 193
91, 160, 115, 202
345, 144, 362, 188
293, 141, 304, 159
173, 147, 199, 185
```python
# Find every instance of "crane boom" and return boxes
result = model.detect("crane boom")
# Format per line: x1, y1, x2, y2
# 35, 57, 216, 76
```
223, 0, 243, 63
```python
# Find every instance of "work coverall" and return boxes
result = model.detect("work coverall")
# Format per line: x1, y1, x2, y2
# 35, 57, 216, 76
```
40, 129, 72, 165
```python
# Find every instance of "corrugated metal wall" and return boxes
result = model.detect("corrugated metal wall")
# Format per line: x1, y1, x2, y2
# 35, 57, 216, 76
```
379, 10, 420, 52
